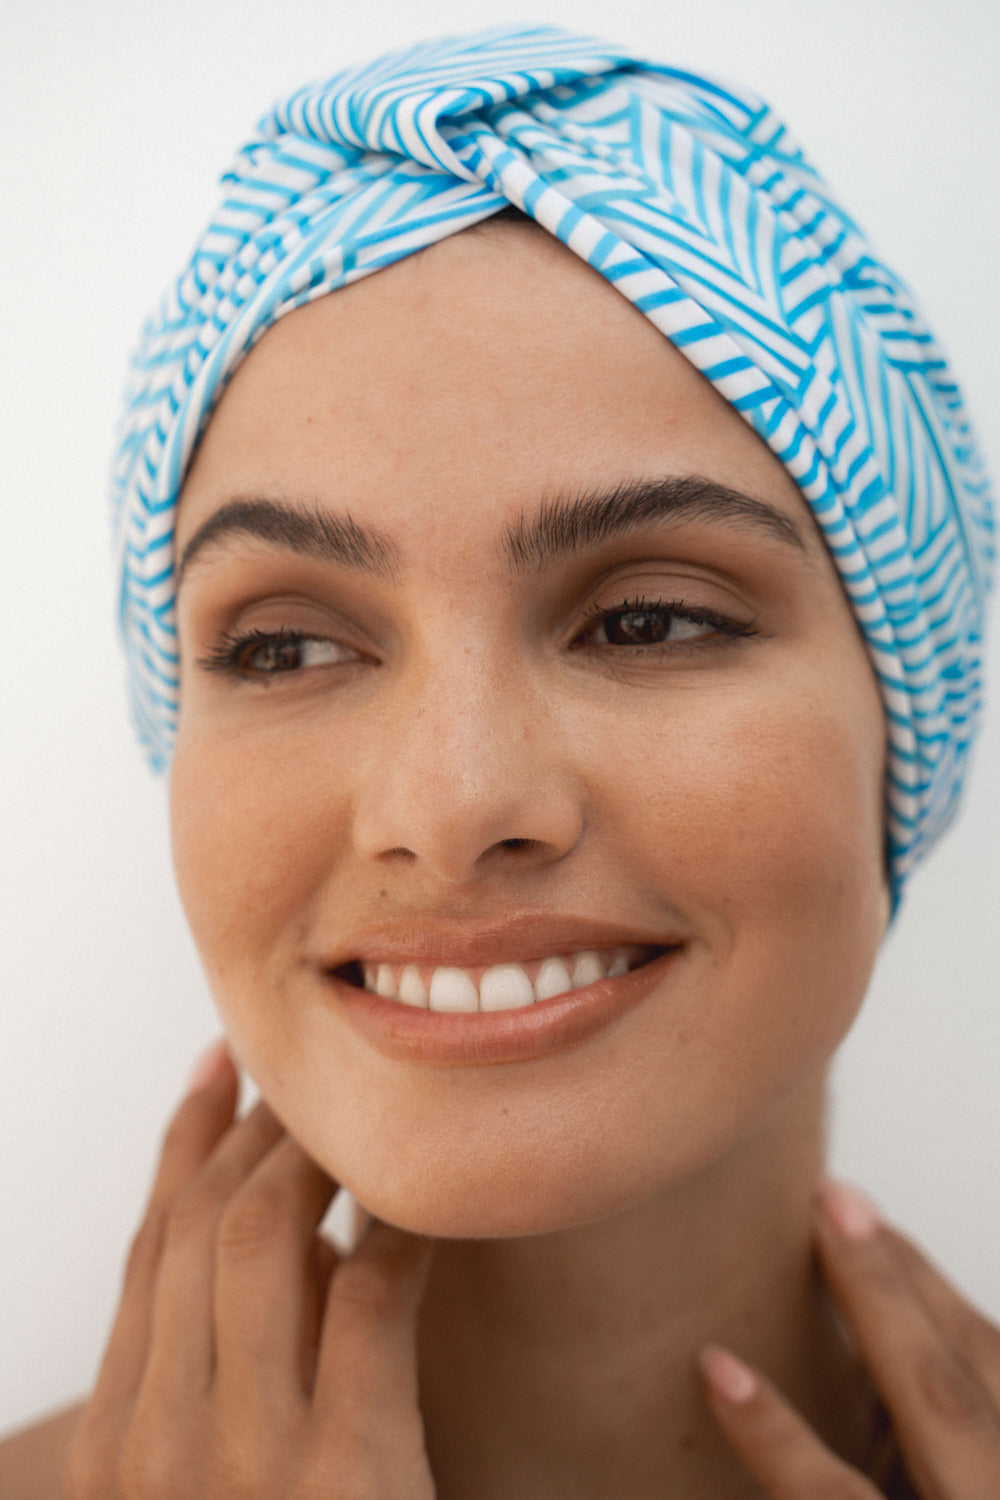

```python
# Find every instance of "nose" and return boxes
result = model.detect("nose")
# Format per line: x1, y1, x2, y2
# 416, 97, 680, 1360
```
351, 655, 584, 885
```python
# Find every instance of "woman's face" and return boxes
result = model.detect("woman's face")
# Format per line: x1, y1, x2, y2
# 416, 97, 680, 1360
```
171, 225, 887, 1237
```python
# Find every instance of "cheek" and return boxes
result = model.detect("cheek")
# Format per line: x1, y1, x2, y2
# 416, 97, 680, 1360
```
610, 663, 887, 1067
169, 724, 341, 990
618, 665, 885, 914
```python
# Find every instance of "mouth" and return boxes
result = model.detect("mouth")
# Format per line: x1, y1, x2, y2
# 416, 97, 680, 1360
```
324, 941, 682, 1065
332, 944, 666, 1014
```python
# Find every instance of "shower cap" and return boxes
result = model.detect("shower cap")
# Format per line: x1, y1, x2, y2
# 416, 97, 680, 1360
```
112, 23, 994, 899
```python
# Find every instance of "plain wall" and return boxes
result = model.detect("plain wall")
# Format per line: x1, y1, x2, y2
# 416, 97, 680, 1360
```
2, 0, 998, 1431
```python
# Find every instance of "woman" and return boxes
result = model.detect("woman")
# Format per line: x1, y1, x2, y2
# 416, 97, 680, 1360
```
2, 25, 996, 1498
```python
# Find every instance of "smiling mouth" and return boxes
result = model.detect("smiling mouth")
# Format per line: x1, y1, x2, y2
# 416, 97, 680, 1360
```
332, 945, 667, 1014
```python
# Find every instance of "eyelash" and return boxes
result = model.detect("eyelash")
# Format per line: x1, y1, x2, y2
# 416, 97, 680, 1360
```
197, 627, 342, 678
196, 597, 757, 679
575, 595, 756, 654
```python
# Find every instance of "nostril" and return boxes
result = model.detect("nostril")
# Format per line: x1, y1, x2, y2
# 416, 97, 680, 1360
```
500, 838, 534, 851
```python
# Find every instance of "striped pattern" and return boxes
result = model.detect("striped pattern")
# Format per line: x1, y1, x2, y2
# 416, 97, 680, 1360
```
112, 24, 995, 899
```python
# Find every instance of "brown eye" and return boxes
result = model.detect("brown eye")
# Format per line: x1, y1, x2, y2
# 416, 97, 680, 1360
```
198, 629, 356, 678
576, 595, 751, 652
596, 605, 703, 646
238, 636, 309, 673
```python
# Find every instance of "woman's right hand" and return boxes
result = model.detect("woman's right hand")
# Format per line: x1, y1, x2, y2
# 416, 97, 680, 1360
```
63, 1040, 436, 1500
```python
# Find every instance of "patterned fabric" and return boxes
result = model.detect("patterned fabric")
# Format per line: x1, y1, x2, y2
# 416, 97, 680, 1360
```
112, 23, 994, 899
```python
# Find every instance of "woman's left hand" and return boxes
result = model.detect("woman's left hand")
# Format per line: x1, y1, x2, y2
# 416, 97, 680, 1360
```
697, 1180, 1000, 1497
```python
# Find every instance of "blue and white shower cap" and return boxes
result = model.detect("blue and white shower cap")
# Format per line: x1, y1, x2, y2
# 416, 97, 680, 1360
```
113, 23, 994, 897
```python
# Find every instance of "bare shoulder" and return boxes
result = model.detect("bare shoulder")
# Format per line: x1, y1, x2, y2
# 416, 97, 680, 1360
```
0, 1401, 86, 1500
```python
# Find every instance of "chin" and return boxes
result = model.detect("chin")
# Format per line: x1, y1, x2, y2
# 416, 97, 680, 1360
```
310, 1115, 688, 1241
341, 1173, 621, 1240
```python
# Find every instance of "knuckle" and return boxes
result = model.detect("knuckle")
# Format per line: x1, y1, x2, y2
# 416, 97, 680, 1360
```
296, 1439, 378, 1500
208, 1449, 264, 1499
331, 1256, 399, 1322
324, 1360, 385, 1422
854, 1243, 908, 1300
208, 1419, 280, 1499
118, 1413, 182, 1500
62, 1453, 103, 1500
217, 1178, 294, 1262
62, 1415, 112, 1500
916, 1344, 990, 1425
164, 1178, 220, 1243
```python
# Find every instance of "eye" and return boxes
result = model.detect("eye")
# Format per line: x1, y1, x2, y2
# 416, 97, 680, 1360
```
575, 596, 755, 651
197, 628, 358, 678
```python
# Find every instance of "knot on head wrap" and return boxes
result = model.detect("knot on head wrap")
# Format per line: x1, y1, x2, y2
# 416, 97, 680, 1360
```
112, 23, 995, 902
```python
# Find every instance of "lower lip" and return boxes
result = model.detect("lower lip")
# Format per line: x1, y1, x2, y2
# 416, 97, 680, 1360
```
321, 947, 683, 1066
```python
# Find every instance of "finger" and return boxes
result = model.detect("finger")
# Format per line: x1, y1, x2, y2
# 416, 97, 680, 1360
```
87, 1041, 239, 1415
698, 1345, 882, 1498
304, 1233, 341, 1387
213, 1133, 339, 1405
815, 1180, 1000, 1497
141, 1097, 286, 1402
314, 1221, 433, 1424
147, 1040, 241, 1213
884, 1224, 1000, 1408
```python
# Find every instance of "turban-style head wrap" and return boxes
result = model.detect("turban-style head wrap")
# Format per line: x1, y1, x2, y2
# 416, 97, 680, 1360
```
113, 24, 994, 903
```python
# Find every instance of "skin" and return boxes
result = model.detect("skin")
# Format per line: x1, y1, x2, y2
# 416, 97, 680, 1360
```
168, 221, 888, 1495
6, 223, 1000, 1499
170, 224, 887, 1242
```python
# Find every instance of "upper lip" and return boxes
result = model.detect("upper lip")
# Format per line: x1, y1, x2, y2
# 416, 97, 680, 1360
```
320, 911, 686, 970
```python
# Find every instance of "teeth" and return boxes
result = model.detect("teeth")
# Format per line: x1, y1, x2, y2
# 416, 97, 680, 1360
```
354, 945, 648, 1013
428, 967, 479, 1013
398, 965, 428, 1008
479, 964, 536, 1012
534, 956, 573, 1000
572, 951, 605, 987
375, 963, 396, 998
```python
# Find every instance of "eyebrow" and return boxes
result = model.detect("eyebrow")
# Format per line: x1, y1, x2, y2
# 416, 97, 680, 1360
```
175, 474, 806, 589
176, 498, 402, 588
502, 475, 806, 571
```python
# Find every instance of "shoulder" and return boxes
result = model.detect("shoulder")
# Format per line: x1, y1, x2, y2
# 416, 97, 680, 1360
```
0, 1401, 86, 1500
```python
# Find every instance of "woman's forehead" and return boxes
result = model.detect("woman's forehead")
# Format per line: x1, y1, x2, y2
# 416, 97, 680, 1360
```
178, 225, 815, 551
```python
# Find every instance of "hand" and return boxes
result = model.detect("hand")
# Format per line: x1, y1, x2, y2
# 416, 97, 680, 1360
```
64, 1040, 436, 1500
697, 1179, 1000, 1497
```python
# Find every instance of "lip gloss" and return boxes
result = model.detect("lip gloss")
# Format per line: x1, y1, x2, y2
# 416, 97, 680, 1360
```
323, 946, 683, 1066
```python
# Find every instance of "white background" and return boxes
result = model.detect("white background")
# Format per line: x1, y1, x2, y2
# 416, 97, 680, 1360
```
2, 0, 998, 1433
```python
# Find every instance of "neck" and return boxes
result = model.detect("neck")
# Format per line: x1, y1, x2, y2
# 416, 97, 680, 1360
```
417, 1072, 876, 1499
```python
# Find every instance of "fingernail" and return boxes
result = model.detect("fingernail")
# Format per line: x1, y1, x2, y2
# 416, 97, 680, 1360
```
817, 1178, 881, 1240
187, 1038, 231, 1092
698, 1345, 758, 1403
